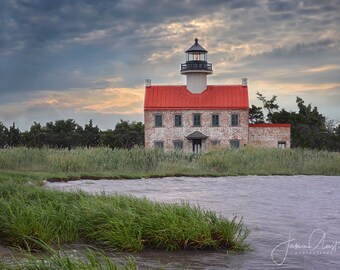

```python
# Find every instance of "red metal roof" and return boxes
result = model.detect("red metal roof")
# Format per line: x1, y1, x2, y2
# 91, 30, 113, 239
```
249, 123, 291, 128
144, 85, 249, 110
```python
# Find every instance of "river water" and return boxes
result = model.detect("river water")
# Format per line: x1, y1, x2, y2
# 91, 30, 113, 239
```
46, 176, 340, 269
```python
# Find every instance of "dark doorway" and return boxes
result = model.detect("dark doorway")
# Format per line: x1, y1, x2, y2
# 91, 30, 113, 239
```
192, 139, 202, 154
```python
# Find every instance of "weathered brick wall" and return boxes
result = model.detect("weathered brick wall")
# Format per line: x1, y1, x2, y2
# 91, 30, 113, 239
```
144, 109, 249, 152
248, 125, 291, 148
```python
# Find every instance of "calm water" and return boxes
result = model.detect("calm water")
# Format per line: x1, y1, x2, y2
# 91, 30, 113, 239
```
47, 176, 340, 269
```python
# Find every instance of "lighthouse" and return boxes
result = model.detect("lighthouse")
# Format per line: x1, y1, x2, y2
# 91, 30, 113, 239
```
180, 38, 213, 94
144, 39, 291, 152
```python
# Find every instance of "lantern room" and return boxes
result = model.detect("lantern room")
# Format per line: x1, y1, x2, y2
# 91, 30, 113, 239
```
180, 38, 212, 74
186, 38, 207, 61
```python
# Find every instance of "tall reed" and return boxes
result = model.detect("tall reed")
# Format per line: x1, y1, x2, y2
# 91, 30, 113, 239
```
0, 147, 339, 176
0, 147, 196, 176
198, 147, 340, 175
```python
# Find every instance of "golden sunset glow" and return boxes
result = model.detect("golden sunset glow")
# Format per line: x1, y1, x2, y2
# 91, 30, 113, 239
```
31, 87, 145, 115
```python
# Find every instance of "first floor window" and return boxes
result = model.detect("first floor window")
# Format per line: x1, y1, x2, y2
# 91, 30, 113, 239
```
174, 114, 182, 127
155, 114, 163, 127
278, 141, 287, 148
193, 114, 201, 127
154, 141, 164, 149
231, 114, 239, 127
212, 114, 219, 127
230, 139, 240, 149
173, 140, 183, 150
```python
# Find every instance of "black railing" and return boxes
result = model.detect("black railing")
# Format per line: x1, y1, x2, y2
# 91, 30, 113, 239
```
181, 61, 212, 72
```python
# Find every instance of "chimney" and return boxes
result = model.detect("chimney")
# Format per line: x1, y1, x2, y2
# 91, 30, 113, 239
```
145, 79, 151, 87
242, 78, 248, 86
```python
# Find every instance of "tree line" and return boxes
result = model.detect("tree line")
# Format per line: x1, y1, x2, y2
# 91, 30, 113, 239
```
0, 119, 144, 149
249, 93, 340, 151
0, 95, 339, 151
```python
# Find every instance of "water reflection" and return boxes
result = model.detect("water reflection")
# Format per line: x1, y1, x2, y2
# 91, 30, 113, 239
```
47, 176, 340, 269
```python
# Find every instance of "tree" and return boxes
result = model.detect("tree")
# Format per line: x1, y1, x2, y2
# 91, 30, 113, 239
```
0, 122, 8, 148
111, 120, 144, 149
45, 119, 83, 149
272, 97, 333, 150
7, 122, 21, 147
249, 105, 264, 124
101, 129, 115, 149
334, 124, 340, 152
256, 92, 279, 123
271, 108, 295, 124
82, 119, 101, 148
24, 122, 46, 148
295, 97, 329, 149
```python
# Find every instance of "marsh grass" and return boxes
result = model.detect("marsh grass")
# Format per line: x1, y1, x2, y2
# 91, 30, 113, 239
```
0, 147, 197, 178
198, 147, 340, 175
0, 181, 249, 253
0, 147, 339, 178
1, 146, 338, 266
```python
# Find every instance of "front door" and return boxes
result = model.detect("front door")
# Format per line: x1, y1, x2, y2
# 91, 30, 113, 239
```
192, 139, 202, 154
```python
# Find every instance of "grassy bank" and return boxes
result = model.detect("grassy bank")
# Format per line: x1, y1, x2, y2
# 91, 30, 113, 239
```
0, 147, 339, 178
0, 181, 249, 253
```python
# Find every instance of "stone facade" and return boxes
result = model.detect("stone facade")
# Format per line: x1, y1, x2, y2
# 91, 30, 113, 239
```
144, 109, 249, 152
145, 111, 291, 152
248, 124, 291, 148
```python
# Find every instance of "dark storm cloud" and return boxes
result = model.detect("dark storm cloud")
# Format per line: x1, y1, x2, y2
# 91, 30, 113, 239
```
265, 39, 338, 58
2, 0, 259, 96
1, 0, 238, 53
0, 0, 264, 55
268, 0, 340, 13
267, 0, 298, 12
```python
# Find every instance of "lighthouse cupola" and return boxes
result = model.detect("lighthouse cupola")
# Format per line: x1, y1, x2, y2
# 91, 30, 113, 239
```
180, 38, 213, 94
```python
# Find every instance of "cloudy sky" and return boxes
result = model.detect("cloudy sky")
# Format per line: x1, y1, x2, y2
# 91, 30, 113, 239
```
1, 0, 339, 130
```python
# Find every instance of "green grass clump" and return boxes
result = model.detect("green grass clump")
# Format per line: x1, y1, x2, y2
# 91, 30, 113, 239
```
0, 181, 249, 252
0, 183, 82, 249
0, 147, 339, 178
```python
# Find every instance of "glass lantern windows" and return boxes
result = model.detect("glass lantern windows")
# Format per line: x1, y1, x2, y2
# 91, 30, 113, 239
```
187, 52, 206, 61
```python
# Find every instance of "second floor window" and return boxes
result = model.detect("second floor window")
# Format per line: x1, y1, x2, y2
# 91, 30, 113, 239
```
193, 114, 201, 127
231, 114, 239, 127
212, 114, 219, 127
155, 114, 163, 127
174, 114, 182, 127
